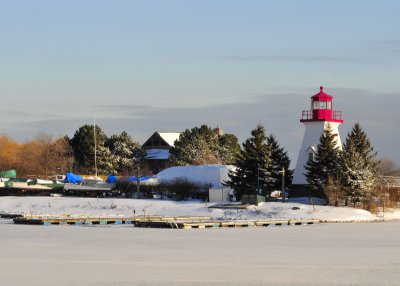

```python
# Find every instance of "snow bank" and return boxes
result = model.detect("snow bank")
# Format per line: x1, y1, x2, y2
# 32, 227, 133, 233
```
382, 208, 400, 220
255, 202, 375, 222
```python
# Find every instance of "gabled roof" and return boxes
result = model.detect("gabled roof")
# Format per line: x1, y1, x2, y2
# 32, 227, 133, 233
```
157, 132, 181, 147
142, 131, 181, 148
307, 146, 317, 153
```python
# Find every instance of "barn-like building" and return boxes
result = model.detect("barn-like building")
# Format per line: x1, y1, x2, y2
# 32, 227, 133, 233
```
142, 132, 180, 174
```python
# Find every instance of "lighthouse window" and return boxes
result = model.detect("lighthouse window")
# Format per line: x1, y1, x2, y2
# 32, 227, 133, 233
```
313, 101, 319, 109
308, 152, 315, 162
320, 101, 327, 109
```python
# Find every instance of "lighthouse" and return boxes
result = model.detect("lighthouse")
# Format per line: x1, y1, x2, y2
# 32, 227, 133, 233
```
292, 86, 344, 187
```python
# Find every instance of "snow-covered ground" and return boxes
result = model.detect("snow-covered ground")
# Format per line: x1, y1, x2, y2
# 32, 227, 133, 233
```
1, 196, 400, 222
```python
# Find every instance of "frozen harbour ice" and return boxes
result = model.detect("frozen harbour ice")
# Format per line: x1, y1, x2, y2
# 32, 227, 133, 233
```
1, 197, 400, 285
0, 220, 399, 286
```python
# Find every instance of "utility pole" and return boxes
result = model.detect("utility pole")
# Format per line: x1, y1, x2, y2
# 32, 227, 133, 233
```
279, 167, 286, 202
93, 113, 98, 178
136, 163, 140, 199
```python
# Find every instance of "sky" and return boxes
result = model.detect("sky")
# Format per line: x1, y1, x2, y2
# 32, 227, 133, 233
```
1, 1, 399, 167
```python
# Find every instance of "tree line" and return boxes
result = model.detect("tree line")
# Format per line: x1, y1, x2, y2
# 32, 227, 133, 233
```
0, 124, 293, 186
0, 134, 73, 178
0, 125, 143, 178
0, 122, 396, 209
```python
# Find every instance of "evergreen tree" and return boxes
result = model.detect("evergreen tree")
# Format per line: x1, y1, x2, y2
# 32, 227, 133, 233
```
106, 132, 144, 175
304, 124, 341, 197
96, 145, 117, 175
171, 130, 220, 165
170, 125, 240, 166
266, 135, 293, 191
218, 133, 241, 165
227, 125, 271, 198
70, 124, 113, 174
340, 123, 378, 206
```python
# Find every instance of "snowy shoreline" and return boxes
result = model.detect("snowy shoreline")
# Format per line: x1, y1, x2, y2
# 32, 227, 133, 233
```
1, 196, 399, 223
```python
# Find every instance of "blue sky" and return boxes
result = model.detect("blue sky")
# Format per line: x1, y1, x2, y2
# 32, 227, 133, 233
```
1, 1, 399, 166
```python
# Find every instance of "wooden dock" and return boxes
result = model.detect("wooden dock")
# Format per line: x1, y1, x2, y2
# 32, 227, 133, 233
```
11, 214, 212, 226
0, 213, 24, 219
134, 219, 320, 229
6, 212, 320, 229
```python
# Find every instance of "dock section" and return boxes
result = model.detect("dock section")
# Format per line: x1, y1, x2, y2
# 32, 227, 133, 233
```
5, 213, 320, 229
134, 219, 320, 229
11, 214, 212, 226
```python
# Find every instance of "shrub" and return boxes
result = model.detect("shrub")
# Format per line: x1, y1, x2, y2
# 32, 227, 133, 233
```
159, 177, 209, 201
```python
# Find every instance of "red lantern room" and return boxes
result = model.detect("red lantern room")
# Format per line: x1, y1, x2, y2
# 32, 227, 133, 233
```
300, 86, 343, 123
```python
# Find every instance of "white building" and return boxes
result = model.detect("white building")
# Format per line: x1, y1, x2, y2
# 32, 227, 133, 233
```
292, 86, 344, 189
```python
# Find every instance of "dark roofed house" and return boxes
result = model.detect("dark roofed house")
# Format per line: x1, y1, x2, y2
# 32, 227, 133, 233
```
142, 132, 180, 174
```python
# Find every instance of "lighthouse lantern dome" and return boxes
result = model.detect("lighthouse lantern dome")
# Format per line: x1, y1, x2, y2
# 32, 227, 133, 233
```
301, 86, 343, 123
311, 86, 333, 110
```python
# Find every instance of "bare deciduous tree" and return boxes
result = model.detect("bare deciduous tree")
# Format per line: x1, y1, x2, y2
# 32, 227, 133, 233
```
14, 134, 75, 178
378, 157, 398, 175
0, 135, 20, 171
324, 176, 345, 206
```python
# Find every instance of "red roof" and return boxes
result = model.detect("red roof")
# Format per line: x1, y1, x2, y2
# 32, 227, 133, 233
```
311, 86, 333, 101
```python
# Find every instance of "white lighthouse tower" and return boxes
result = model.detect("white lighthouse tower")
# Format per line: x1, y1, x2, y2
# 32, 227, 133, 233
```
292, 86, 344, 187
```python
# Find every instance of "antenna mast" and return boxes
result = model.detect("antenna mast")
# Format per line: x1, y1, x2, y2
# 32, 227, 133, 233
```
94, 113, 98, 178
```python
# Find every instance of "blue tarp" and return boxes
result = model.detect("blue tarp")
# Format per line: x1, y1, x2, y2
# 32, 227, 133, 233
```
65, 172, 83, 184
133, 176, 152, 182
128, 176, 141, 182
117, 176, 153, 182
106, 175, 118, 183
105, 175, 157, 183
